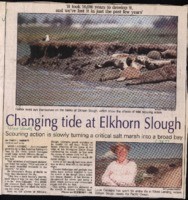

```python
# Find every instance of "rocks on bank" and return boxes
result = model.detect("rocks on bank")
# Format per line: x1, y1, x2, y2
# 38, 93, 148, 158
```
18, 41, 177, 85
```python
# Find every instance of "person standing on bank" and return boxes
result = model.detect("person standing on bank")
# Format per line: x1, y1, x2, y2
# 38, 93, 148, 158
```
102, 143, 137, 187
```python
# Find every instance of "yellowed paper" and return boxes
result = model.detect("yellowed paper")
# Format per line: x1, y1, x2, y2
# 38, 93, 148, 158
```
2, 2, 187, 198
0, 2, 6, 195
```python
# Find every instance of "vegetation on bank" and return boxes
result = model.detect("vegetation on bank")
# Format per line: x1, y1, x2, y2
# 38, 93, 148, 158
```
18, 26, 177, 44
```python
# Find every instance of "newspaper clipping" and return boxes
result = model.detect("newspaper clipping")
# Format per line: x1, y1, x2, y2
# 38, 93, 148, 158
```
2, 2, 187, 198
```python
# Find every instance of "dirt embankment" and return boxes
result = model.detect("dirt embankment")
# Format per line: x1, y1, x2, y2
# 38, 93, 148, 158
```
18, 41, 177, 84
138, 165, 182, 188
21, 41, 177, 59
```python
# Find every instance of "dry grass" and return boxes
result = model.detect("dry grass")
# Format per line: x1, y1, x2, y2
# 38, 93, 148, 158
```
18, 26, 177, 44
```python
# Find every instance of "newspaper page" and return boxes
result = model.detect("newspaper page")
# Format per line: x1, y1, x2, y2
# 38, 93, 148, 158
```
2, 2, 187, 198
0, 2, 6, 195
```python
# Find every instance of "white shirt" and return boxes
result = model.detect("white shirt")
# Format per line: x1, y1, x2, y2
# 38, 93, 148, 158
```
102, 159, 137, 187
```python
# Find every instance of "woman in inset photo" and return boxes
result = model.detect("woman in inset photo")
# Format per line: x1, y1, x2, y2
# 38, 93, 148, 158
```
102, 143, 137, 187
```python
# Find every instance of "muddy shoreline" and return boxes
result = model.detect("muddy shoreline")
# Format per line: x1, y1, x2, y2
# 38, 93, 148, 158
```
16, 63, 176, 108
16, 42, 176, 108
18, 42, 177, 84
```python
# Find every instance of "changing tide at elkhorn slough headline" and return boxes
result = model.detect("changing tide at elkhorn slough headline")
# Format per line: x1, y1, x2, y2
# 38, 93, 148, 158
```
5, 114, 181, 133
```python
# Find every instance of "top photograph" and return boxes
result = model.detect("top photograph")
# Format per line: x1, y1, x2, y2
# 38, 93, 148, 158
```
17, 13, 177, 109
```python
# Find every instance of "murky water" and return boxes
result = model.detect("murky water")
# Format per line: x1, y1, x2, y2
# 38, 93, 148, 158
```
16, 44, 176, 109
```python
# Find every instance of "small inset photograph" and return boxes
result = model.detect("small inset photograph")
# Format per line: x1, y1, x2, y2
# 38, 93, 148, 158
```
95, 142, 182, 188
17, 14, 177, 109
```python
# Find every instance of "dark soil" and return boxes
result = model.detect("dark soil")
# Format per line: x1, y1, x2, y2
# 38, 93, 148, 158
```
18, 41, 177, 83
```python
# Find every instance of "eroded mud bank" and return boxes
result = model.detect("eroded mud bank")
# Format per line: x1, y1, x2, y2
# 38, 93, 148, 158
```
18, 41, 177, 84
